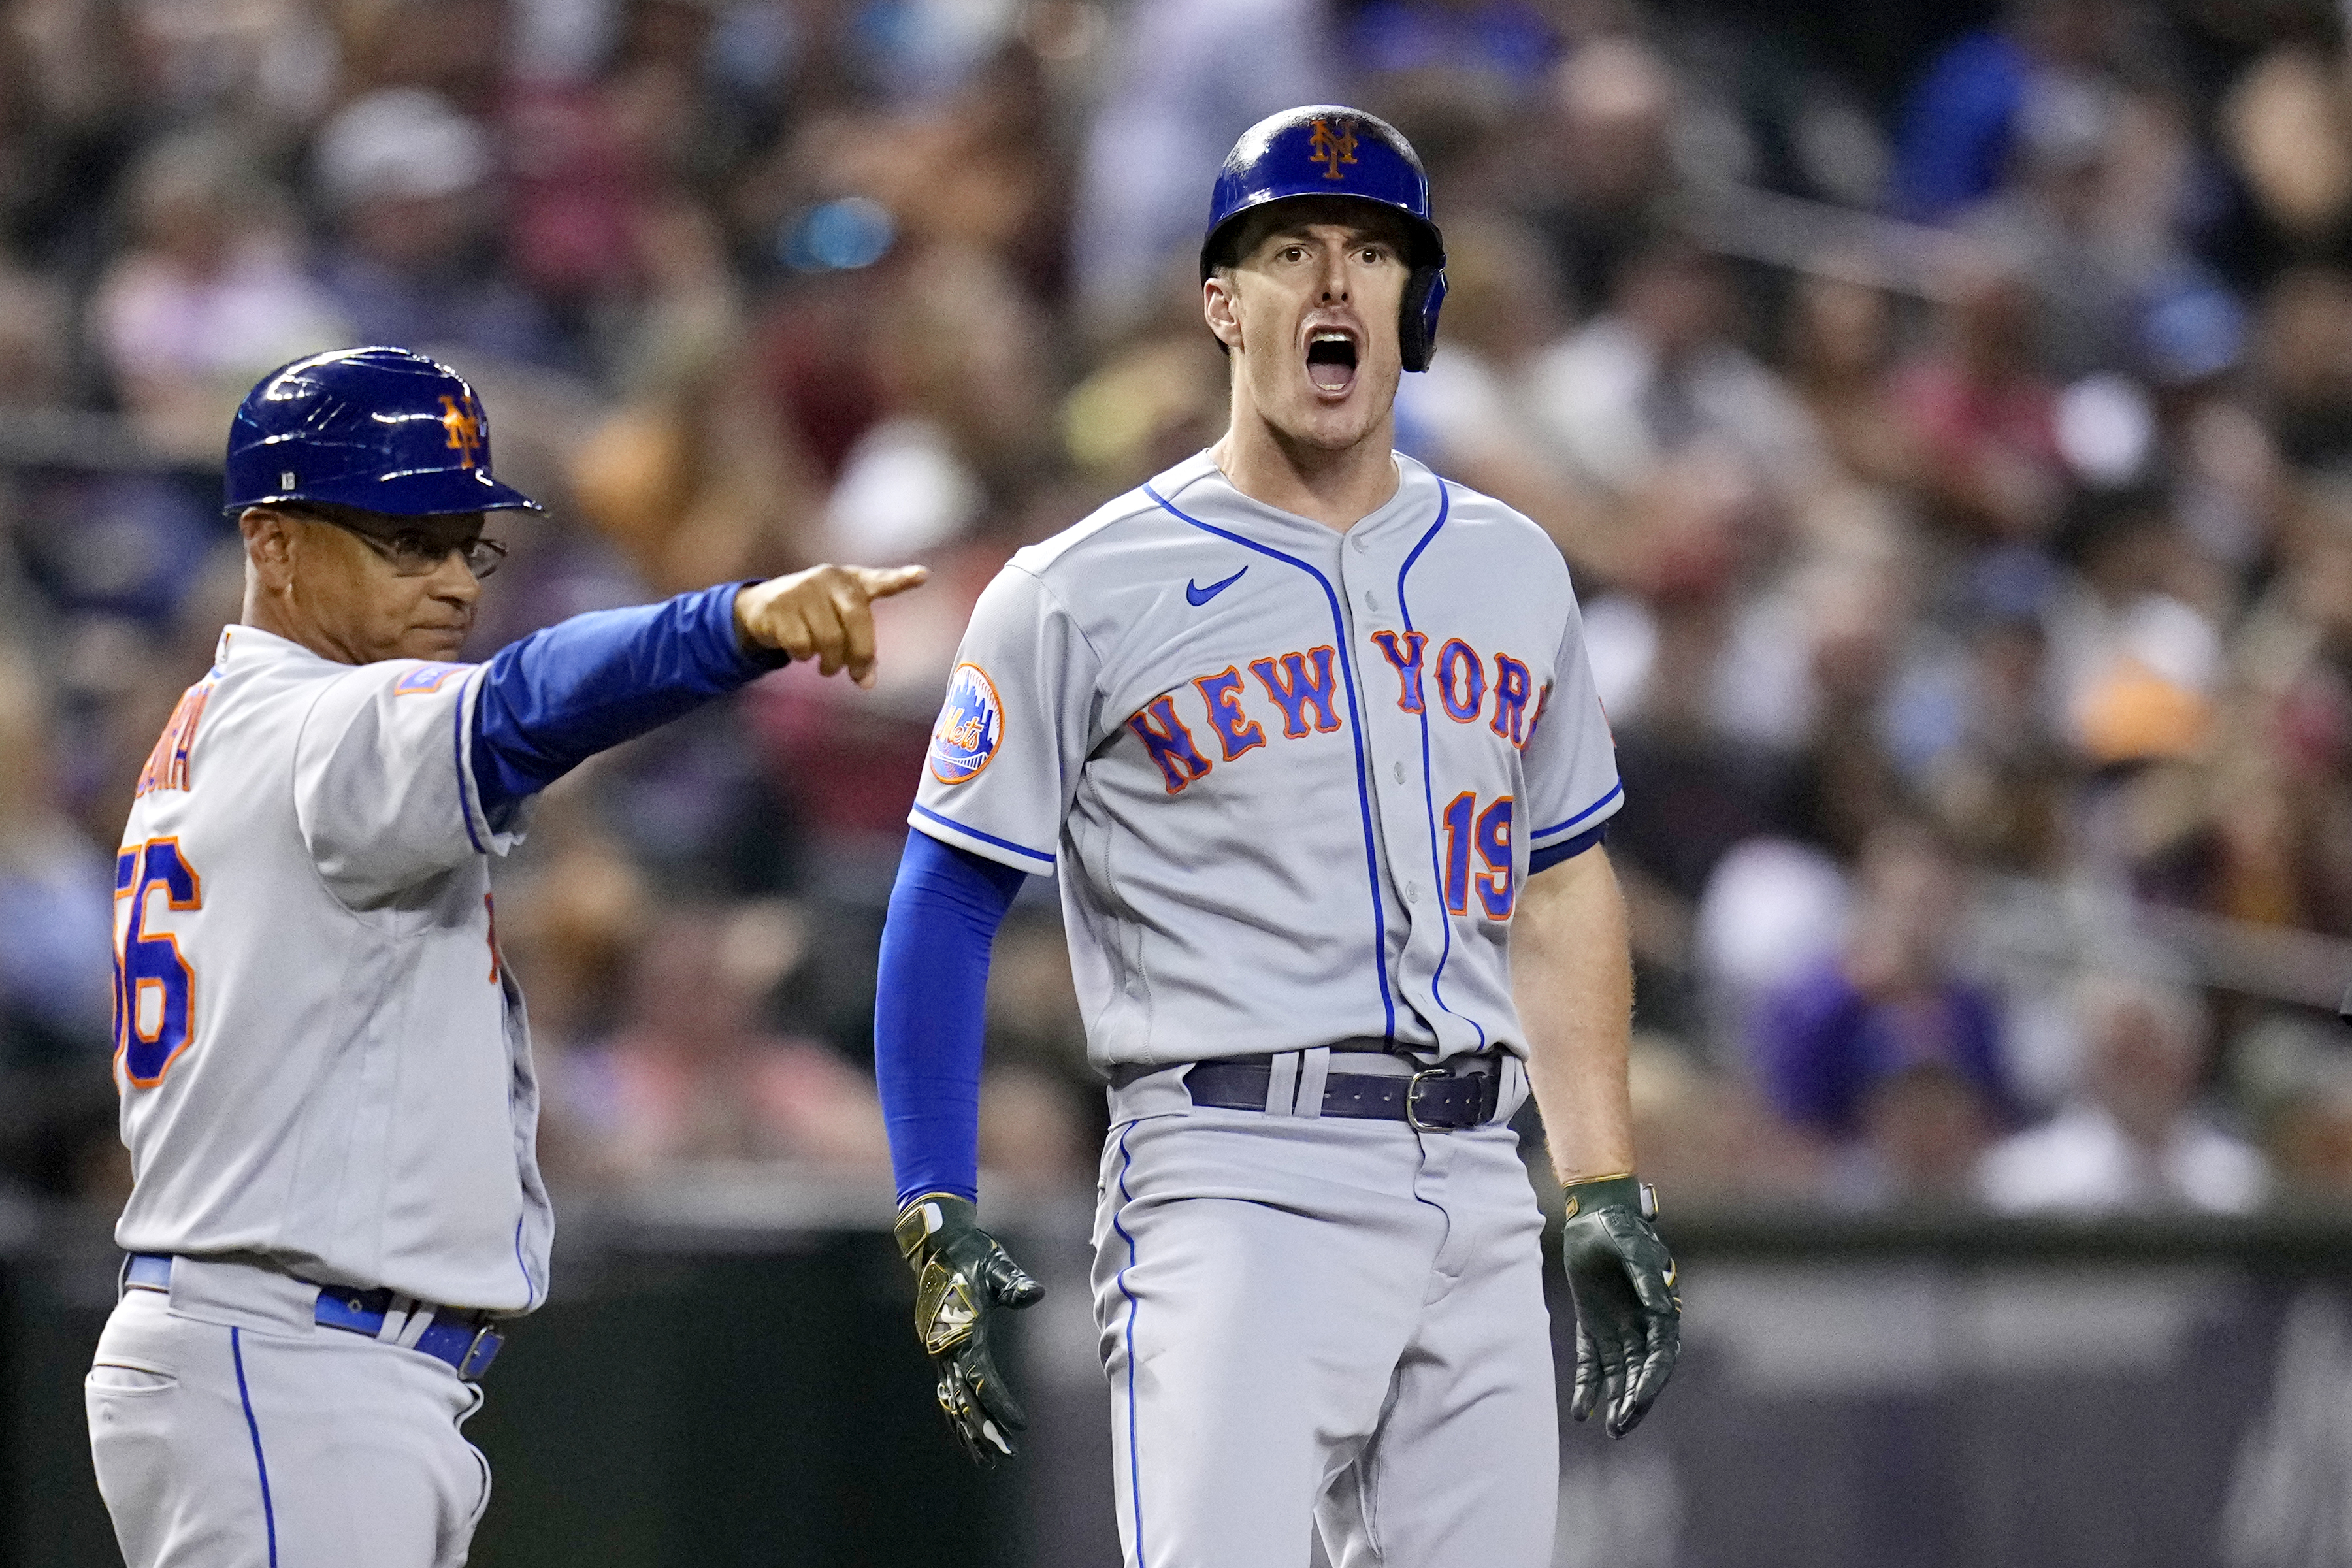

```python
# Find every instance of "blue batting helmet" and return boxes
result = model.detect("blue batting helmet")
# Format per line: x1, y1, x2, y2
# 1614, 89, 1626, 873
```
223, 346, 541, 517
1200, 106, 1448, 372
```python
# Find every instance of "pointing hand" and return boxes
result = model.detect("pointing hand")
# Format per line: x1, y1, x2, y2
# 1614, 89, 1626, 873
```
734, 563, 930, 689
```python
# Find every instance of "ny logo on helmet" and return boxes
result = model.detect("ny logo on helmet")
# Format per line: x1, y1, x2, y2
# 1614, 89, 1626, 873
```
439, 395, 484, 470
1309, 118, 1358, 181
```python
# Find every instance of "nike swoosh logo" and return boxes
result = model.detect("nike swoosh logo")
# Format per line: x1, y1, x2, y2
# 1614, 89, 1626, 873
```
1186, 566, 1247, 606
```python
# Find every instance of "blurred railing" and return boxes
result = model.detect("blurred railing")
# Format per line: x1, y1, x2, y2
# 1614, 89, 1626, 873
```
1683, 181, 1978, 301
1981, 874, 2352, 1015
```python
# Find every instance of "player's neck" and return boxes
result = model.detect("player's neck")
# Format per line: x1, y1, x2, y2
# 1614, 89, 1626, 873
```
242, 587, 363, 666
1211, 412, 1399, 532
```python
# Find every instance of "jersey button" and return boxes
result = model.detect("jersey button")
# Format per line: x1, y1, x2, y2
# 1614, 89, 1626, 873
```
1364, 589, 1379, 611
1406, 881, 1420, 903
1393, 760, 1405, 783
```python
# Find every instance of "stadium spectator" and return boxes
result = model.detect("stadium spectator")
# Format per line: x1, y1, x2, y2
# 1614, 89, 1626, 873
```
1521, 34, 1681, 325
1784, 269, 1921, 493
0, 645, 119, 1200
1526, 235, 1826, 509
1070, 0, 1339, 330
1891, 256, 2070, 542
1750, 821, 2016, 1155
1979, 973, 2268, 1213
2255, 269, 2352, 470
2217, 37, 2352, 270
1896, 549, 2071, 873
1955, 75, 2144, 382
1889, 0, 2129, 224
91, 130, 348, 460
312, 88, 568, 369
558, 902, 892, 1179
2138, 475, 2352, 935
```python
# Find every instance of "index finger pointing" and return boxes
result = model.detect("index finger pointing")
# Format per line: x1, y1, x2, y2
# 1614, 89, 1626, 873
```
851, 564, 929, 600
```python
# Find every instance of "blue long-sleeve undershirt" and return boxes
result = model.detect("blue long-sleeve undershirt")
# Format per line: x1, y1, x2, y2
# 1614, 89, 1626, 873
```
875, 829, 1027, 1206
470, 581, 787, 824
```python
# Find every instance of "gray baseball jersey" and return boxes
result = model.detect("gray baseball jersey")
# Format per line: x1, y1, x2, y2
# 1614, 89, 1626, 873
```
109, 623, 547, 1313
911, 450, 1621, 1068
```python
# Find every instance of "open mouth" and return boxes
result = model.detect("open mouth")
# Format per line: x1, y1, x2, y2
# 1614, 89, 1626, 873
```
1306, 329, 1359, 396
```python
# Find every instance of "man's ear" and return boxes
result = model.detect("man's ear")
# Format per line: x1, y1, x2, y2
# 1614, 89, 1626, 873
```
1203, 272, 1244, 353
239, 506, 295, 591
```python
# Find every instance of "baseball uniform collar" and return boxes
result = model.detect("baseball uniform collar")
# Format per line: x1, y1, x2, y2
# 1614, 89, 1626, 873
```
214, 622, 348, 670
1166, 449, 1443, 548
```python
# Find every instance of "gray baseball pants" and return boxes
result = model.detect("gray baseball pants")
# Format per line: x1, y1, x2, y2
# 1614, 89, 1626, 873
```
1090, 1074, 1559, 1568
86, 1257, 491, 1568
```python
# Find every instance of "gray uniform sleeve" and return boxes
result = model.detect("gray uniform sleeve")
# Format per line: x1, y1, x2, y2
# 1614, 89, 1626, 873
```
293, 661, 523, 909
1522, 591, 1623, 856
909, 564, 1102, 874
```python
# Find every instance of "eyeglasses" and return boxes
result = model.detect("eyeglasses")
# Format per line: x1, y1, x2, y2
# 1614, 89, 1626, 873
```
297, 513, 508, 579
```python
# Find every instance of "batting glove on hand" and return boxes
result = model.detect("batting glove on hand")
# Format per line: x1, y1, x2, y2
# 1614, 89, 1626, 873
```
1560, 1173, 1681, 1438
892, 1192, 1045, 1465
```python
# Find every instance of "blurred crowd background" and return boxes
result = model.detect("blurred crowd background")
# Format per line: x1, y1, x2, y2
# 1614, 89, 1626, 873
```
7, 0, 2352, 1226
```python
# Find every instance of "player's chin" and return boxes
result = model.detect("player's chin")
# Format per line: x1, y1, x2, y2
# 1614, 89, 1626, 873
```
1282, 391, 1385, 451
404, 626, 470, 661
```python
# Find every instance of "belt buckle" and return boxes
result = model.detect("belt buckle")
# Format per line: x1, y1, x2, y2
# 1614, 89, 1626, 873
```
455, 1323, 503, 1381
1404, 1067, 1448, 1132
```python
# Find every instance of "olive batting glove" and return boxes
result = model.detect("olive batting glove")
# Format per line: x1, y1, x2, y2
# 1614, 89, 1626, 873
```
1560, 1173, 1681, 1438
893, 1192, 1045, 1465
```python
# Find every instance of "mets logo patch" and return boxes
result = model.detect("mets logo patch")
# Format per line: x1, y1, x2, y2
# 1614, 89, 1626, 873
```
930, 663, 1003, 785
395, 662, 468, 696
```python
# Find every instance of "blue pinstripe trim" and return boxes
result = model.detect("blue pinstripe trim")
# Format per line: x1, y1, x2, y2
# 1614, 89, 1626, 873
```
1395, 483, 1483, 1049
453, 674, 485, 855
1110, 1125, 1145, 1567
909, 803, 1056, 868
1143, 483, 1397, 1041
512, 1215, 534, 1308
230, 1328, 279, 1568
1531, 779, 1622, 841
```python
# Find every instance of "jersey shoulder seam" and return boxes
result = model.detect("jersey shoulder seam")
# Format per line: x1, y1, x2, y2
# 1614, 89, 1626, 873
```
1000, 559, 1111, 680
290, 661, 468, 924
1153, 460, 1222, 508
1004, 489, 1177, 677
1011, 488, 1165, 579
1431, 476, 1561, 549
287, 670, 385, 923
1431, 477, 1576, 596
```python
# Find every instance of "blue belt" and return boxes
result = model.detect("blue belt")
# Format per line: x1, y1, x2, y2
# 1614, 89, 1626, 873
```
1184, 1053, 1503, 1129
123, 1254, 504, 1381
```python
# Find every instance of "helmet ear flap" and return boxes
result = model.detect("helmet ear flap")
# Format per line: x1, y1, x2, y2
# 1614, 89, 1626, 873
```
1399, 263, 1446, 372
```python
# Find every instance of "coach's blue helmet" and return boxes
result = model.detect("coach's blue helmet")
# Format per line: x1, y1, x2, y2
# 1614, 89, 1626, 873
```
223, 346, 542, 517
1200, 106, 1448, 372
